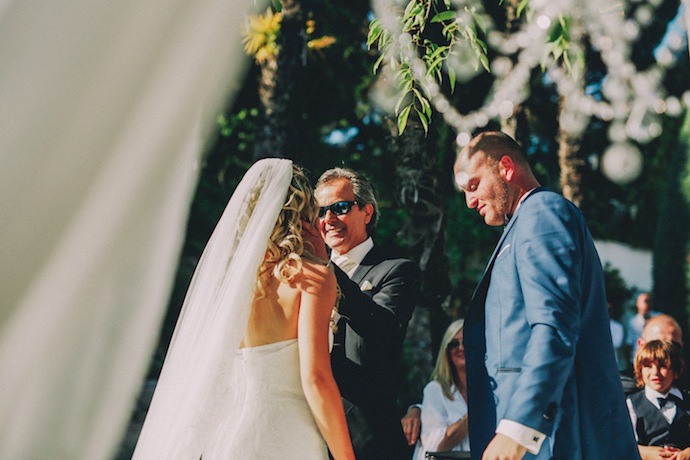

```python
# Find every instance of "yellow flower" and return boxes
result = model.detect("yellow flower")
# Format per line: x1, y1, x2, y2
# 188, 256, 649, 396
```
243, 8, 282, 63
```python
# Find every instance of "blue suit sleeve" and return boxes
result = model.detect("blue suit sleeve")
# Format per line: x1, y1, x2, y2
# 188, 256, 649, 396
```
502, 196, 585, 434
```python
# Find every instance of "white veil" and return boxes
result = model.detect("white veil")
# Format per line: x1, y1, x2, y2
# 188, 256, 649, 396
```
133, 158, 294, 459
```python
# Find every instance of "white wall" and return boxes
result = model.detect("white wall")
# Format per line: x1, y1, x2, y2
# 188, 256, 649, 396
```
594, 240, 652, 292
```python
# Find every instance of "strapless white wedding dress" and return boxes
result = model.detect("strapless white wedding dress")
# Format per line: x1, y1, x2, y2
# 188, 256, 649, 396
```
206, 338, 327, 459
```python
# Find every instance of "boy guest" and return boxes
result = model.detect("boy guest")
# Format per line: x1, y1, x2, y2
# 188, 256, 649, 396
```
627, 340, 690, 459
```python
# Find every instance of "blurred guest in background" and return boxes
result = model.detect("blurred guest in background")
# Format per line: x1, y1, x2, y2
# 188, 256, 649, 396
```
413, 319, 470, 460
626, 293, 661, 365
627, 340, 690, 459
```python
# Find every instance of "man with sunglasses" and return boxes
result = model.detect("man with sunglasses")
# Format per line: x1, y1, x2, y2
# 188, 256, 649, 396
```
303, 167, 421, 460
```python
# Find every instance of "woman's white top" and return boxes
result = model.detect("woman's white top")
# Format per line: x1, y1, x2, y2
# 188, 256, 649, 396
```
412, 380, 470, 460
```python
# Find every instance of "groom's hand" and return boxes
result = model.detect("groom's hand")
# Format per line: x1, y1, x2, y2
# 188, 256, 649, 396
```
482, 433, 527, 460
301, 221, 328, 260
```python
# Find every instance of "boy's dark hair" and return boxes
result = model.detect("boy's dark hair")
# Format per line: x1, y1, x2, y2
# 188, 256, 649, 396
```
633, 340, 684, 388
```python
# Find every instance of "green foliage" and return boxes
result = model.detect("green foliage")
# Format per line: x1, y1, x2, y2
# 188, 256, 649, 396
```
367, 1, 489, 135
603, 263, 633, 319
541, 14, 585, 77
653, 110, 690, 332
506, 0, 584, 78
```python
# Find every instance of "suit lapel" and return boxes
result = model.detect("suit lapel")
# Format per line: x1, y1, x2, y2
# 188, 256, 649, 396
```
470, 186, 546, 301
349, 246, 380, 285
470, 221, 513, 302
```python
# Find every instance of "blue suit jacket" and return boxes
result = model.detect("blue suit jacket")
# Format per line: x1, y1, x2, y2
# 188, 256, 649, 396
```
464, 189, 640, 459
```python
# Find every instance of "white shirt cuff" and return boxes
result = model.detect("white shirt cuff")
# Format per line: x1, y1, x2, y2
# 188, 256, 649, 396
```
495, 419, 546, 455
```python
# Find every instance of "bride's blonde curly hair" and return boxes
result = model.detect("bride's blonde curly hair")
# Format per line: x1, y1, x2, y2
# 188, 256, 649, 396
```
255, 164, 324, 297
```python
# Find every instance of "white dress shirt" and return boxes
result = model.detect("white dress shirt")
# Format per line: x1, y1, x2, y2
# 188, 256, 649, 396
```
329, 238, 374, 328
413, 381, 470, 460
330, 237, 373, 277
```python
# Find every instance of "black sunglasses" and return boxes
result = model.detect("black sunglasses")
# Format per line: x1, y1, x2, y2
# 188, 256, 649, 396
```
318, 200, 359, 218
447, 339, 461, 351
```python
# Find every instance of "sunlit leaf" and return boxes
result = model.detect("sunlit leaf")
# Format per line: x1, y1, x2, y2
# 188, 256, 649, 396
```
442, 22, 457, 39
516, 0, 529, 17
395, 90, 410, 114
448, 66, 456, 92
398, 104, 412, 135
411, 87, 425, 103
420, 96, 432, 117
367, 20, 383, 47
373, 53, 385, 74
479, 54, 490, 72
431, 11, 456, 23
475, 37, 488, 54
416, 109, 429, 133
470, 7, 487, 33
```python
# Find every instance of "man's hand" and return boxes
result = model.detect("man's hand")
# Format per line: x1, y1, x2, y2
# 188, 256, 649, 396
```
482, 433, 527, 460
301, 221, 328, 260
401, 406, 422, 446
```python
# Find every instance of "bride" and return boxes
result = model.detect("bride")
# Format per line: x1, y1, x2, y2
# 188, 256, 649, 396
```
133, 159, 355, 459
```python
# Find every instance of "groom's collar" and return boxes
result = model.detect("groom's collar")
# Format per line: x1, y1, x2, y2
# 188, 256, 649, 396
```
506, 187, 542, 223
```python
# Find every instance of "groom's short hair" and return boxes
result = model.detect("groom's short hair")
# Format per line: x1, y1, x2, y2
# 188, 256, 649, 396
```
464, 131, 529, 169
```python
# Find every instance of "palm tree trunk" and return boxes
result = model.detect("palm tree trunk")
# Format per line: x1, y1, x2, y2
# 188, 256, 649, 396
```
557, 94, 586, 206
387, 116, 452, 406
498, 0, 529, 147
254, 0, 307, 160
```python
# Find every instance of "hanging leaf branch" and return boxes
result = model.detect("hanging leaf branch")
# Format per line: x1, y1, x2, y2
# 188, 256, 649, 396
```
508, 0, 585, 81
368, 0, 490, 135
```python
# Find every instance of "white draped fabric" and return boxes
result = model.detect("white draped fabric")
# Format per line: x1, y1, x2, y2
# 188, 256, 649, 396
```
0, 0, 263, 458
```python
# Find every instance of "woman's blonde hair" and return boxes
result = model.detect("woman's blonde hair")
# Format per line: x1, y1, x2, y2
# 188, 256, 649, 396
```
430, 319, 465, 400
633, 339, 684, 388
255, 164, 324, 297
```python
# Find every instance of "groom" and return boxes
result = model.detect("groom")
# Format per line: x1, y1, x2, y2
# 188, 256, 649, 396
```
310, 167, 421, 460
455, 131, 640, 459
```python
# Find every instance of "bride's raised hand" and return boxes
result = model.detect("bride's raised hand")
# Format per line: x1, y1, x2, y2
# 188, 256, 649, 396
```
301, 220, 328, 260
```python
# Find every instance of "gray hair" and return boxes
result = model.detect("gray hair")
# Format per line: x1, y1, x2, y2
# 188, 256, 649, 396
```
316, 167, 379, 234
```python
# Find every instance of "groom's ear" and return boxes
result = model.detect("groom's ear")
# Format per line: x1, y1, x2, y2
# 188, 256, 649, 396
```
498, 155, 515, 182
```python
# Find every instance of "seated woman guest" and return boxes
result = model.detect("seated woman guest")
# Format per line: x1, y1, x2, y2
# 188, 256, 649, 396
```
627, 340, 690, 460
413, 319, 469, 460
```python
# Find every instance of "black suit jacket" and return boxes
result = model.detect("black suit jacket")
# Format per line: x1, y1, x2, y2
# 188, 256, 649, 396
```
330, 245, 420, 460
